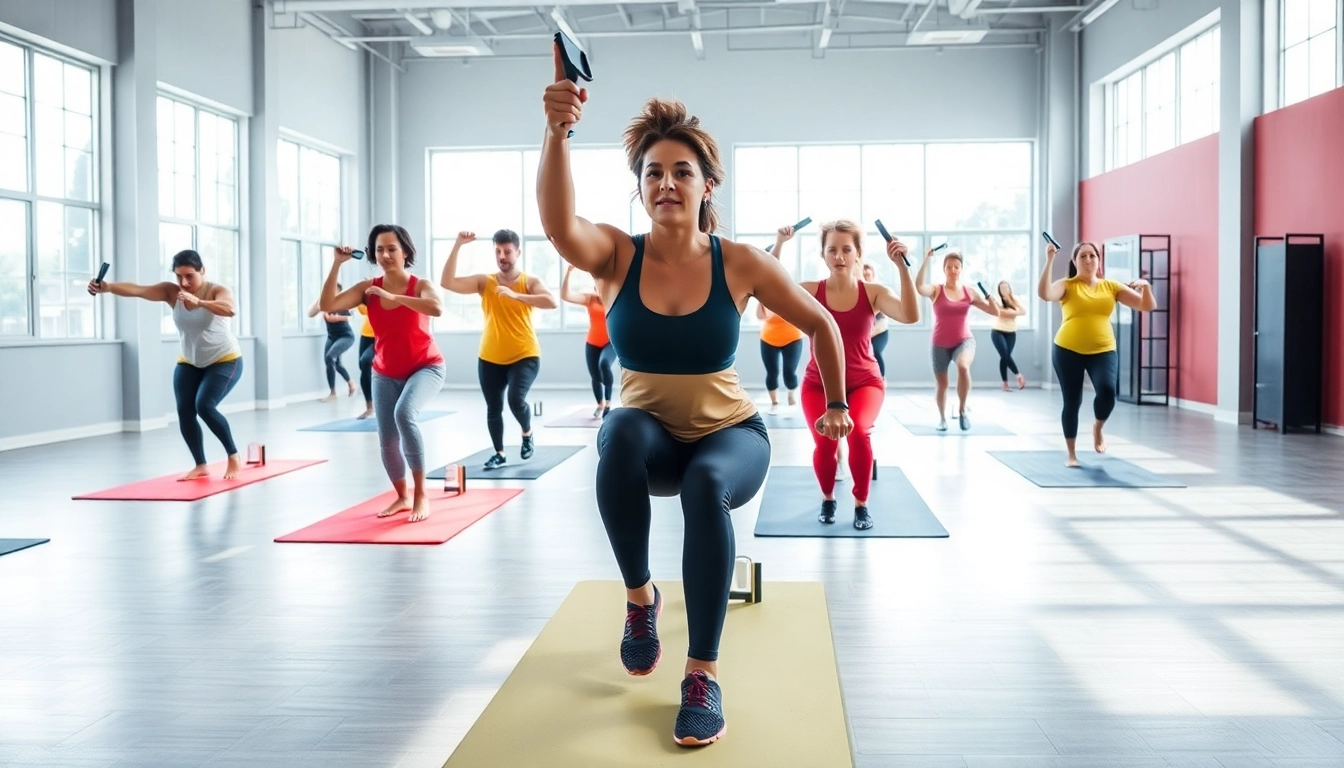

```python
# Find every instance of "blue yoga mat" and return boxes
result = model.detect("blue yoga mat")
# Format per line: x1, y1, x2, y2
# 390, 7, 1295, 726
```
0, 538, 50, 558
299, 410, 455, 432
754, 466, 948, 538
988, 450, 1187, 488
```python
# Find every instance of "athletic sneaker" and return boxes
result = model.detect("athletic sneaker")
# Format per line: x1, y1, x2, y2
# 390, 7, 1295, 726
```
520, 434, 535, 460
818, 499, 837, 524
854, 505, 873, 530
937, 419, 948, 432
674, 670, 726, 746
621, 584, 662, 675
959, 412, 970, 431
483, 453, 506, 471
602, 406, 610, 419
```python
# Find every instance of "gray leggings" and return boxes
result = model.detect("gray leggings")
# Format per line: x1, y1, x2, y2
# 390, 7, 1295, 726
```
373, 362, 446, 482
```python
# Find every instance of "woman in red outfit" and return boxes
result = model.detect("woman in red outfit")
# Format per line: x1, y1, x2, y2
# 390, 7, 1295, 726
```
320, 224, 445, 523
799, 220, 918, 529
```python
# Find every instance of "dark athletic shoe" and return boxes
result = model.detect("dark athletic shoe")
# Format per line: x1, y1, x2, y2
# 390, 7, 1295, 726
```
818, 499, 837, 524
674, 670, 726, 747
483, 453, 506, 471
520, 434, 535, 460
959, 412, 970, 431
621, 584, 661, 675
602, 406, 611, 419
854, 505, 873, 530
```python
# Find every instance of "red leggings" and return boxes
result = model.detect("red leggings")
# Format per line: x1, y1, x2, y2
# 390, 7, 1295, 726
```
800, 382, 885, 501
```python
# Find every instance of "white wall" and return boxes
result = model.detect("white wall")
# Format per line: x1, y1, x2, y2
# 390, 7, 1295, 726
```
276, 22, 364, 154
156, 0, 253, 113
0, 0, 117, 64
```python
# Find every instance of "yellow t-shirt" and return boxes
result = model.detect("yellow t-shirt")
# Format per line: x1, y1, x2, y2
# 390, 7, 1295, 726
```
480, 273, 541, 365
1054, 277, 1122, 354
357, 304, 375, 338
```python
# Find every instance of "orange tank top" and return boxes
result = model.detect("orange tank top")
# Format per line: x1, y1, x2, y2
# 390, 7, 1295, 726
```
760, 312, 804, 348
585, 299, 609, 347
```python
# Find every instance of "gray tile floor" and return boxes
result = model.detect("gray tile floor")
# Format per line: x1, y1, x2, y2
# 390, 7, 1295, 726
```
2, 386, 1342, 767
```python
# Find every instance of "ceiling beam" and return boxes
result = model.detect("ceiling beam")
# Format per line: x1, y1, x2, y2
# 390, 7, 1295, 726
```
1062, 0, 1119, 31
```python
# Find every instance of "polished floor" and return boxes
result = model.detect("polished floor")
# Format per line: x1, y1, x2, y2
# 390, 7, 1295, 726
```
2, 384, 1343, 767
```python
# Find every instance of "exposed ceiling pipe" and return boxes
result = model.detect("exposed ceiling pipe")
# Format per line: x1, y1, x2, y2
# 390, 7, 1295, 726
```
339, 21, 825, 42
277, 0, 667, 10
298, 11, 406, 71
910, 0, 938, 33
972, 5, 1087, 13
1063, 0, 1119, 31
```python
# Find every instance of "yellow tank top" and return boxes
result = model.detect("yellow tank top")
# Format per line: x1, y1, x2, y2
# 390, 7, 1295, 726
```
480, 273, 541, 365
1054, 277, 1122, 354
357, 304, 375, 338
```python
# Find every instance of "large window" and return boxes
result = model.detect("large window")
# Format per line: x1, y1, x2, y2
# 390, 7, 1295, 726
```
156, 94, 241, 334
1282, 0, 1342, 107
427, 146, 648, 332
0, 38, 100, 339
278, 138, 343, 333
1104, 24, 1220, 172
734, 142, 1033, 329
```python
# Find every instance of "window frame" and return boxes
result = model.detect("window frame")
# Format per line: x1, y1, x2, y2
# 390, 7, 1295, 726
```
1278, 0, 1344, 108
0, 34, 103, 342
278, 136, 344, 336
155, 91, 244, 337
732, 140, 1037, 331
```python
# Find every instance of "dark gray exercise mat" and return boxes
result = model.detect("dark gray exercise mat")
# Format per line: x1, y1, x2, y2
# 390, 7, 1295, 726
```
896, 418, 1016, 436
0, 538, 50, 558
988, 450, 1187, 488
300, 410, 454, 432
754, 466, 948, 538
430, 444, 587, 480
761, 411, 811, 430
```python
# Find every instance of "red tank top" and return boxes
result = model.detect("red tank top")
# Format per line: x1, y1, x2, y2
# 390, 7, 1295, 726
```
366, 275, 444, 379
803, 279, 883, 392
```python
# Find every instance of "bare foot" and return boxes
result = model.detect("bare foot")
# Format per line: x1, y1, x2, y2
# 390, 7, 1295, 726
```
224, 455, 242, 480
787, 391, 797, 406
1017, 374, 1026, 389
319, 393, 337, 403
1093, 421, 1107, 454
347, 382, 357, 397
1002, 382, 1010, 391
179, 464, 211, 481
1065, 454, 1081, 468
408, 497, 431, 522
377, 496, 412, 518
356, 408, 374, 420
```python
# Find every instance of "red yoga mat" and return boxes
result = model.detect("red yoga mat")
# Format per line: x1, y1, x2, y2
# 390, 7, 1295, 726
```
274, 488, 524, 544
72, 459, 327, 501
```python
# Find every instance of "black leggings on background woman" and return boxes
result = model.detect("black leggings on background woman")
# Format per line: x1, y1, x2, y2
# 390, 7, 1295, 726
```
991, 329, 1018, 384
760, 339, 802, 393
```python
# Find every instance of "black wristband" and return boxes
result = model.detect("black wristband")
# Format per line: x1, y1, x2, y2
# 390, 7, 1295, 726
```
826, 401, 848, 411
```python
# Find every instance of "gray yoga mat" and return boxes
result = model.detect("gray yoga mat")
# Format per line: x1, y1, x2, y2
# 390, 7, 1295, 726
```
300, 410, 454, 433
0, 538, 50, 558
896, 418, 1016, 436
988, 450, 1187, 488
761, 410, 812, 430
754, 466, 948, 538
430, 444, 587, 480
546, 409, 606, 428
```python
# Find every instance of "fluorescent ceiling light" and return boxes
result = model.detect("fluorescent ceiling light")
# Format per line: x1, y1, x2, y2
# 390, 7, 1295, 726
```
818, 27, 832, 49
690, 29, 703, 54
1082, 0, 1120, 25
408, 32, 494, 57
906, 27, 989, 45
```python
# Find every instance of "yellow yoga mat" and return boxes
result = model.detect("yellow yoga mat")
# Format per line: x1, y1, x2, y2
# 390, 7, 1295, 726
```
444, 580, 854, 768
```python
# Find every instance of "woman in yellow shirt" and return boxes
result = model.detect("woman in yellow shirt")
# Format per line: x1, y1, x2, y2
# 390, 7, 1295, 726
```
1038, 241, 1156, 467
355, 303, 376, 419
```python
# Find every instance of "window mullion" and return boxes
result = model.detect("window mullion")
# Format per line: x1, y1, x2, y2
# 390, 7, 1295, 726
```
26, 47, 38, 337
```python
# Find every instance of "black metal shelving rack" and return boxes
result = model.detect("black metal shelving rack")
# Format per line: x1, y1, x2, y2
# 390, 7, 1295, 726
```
1112, 235, 1172, 406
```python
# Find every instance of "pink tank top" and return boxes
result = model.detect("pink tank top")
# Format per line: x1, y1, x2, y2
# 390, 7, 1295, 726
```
803, 280, 884, 392
931, 285, 973, 348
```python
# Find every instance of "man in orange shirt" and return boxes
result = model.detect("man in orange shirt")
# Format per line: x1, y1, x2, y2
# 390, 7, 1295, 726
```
440, 229, 559, 469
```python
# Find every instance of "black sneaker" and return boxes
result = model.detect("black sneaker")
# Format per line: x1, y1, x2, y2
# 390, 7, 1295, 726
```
959, 411, 970, 431
602, 406, 611, 419
854, 505, 873, 530
483, 453, 506, 471
520, 434, 535, 460
674, 670, 726, 747
818, 499, 837, 524
621, 584, 661, 675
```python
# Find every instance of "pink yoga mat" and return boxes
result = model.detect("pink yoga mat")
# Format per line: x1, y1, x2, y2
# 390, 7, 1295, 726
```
72, 459, 327, 501
274, 488, 524, 544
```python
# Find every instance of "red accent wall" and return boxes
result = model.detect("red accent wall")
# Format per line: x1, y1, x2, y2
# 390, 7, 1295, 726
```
1255, 86, 1344, 428
1079, 135, 1220, 406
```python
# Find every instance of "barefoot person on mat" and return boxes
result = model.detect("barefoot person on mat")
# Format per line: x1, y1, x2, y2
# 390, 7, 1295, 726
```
1038, 240, 1156, 467
88, 250, 245, 481
321, 225, 446, 522
539, 44, 851, 748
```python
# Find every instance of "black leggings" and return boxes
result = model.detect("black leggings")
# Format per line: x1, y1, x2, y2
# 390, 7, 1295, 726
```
478, 356, 540, 453
596, 409, 770, 662
585, 342, 616, 402
173, 358, 243, 466
991, 330, 1019, 382
324, 334, 355, 389
760, 338, 802, 392
870, 330, 889, 378
1052, 345, 1118, 440
358, 336, 375, 403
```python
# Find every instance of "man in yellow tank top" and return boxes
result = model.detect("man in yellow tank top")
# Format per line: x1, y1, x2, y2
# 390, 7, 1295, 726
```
440, 229, 559, 470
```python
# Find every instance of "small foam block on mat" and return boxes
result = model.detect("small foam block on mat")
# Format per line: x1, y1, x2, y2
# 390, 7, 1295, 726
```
0, 538, 50, 557
274, 488, 522, 544
761, 411, 810, 430
299, 410, 454, 432
73, 459, 327, 501
546, 408, 605, 428
989, 450, 1187, 488
430, 444, 586, 480
443, 580, 852, 768
898, 419, 1015, 436
754, 466, 948, 538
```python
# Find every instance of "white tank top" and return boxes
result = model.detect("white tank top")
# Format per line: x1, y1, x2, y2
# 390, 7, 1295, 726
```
173, 284, 241, 367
